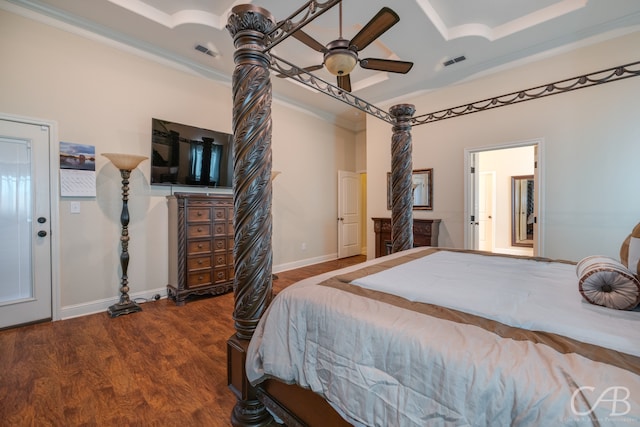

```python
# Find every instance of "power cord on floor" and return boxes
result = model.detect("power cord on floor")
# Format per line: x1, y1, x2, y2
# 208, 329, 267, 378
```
133, 294, 162, 304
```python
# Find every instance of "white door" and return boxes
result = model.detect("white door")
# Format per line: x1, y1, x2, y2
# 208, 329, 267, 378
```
478, 171, 495, 251
337, 170, 361, 258
0, 119, 52, 329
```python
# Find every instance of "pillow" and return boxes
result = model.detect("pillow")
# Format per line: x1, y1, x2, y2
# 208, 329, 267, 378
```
577, 255, 640, 310
620, 222, 640, 276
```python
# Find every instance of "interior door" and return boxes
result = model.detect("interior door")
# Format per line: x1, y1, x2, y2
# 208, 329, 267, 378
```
337, 170, 361, 258
0, 118, 52, 329
478, 171, 495, 251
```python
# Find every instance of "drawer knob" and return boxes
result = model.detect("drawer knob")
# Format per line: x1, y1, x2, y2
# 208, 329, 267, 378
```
198, 275, 204, 281
197, 211, 203, 216
198, 259, 203, 265
198, 244, 203, 249
197, 227, 202, 232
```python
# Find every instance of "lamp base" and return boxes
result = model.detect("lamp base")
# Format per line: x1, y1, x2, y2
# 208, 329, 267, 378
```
107, 301, 142, 318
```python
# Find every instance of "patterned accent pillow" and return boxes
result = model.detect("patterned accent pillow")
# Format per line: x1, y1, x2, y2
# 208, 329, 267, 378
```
620, 222, 640, 276
577, 255, 640, 310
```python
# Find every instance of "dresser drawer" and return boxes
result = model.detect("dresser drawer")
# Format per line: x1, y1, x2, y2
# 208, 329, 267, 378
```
213, 237, 227, 252
214, 253, 228, 267
187, 271, 212, 288
188, 224, 211, 238
213, 206, 228, 221
213, 222, 227, 236
188, 255, 212, 271
188, 207, 211, 222
213, 269, 228, 284
187, 240, 211, 254
413, 235, 433, 247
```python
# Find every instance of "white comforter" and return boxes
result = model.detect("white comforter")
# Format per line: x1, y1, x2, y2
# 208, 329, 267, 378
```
246, 248, 640, 426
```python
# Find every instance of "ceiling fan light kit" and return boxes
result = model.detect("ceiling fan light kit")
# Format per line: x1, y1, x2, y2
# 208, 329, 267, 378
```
324, 39, 358, 75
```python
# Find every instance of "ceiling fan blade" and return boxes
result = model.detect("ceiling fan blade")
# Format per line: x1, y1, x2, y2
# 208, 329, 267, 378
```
276, 64, 324, 78
337, 74, 352, 92
291, 29, 327, 53
359, 58, 413, 74
349, 7, 400, 52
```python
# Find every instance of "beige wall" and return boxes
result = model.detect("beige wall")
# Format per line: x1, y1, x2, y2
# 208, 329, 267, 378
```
367, 30, 640, 262
0, 8, 356, 316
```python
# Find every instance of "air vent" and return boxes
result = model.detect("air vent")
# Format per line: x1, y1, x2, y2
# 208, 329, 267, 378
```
443, 55, 466, 67
195, 44, 216, 57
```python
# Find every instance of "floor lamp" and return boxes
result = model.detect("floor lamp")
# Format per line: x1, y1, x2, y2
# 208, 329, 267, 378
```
102, 153, 148, 318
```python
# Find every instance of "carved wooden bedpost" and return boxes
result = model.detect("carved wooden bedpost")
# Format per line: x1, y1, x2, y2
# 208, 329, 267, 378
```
226, 5, 275, 426
389, 104, 415, 253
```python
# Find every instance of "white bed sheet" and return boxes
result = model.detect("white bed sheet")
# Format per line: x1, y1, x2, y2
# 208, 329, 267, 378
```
352, 250, 640, 357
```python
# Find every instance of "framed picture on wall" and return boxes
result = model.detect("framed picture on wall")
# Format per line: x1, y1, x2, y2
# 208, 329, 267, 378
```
387, 168, 433, 210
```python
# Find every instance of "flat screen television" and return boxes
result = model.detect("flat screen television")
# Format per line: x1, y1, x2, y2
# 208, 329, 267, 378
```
151, 118, 233, 188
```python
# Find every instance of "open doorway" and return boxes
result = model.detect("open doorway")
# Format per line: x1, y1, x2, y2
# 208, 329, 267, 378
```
465, 140, 542, 256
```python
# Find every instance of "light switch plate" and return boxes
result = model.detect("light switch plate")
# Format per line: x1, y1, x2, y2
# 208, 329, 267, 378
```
70, 201, 80, 214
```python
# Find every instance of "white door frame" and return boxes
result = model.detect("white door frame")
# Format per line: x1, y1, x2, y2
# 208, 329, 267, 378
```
1, 112, 61, 322
464, 138, 544, 256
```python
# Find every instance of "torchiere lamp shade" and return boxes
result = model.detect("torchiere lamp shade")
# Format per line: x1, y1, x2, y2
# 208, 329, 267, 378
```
102, 153, 148, 171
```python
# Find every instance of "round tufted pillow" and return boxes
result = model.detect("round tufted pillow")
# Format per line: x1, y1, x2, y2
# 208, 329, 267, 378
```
620, 222, 640, 277
577, 255, 640, 310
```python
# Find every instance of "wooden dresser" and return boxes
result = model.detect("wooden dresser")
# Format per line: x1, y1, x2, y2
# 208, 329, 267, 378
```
167, 192, 234, 305
372, 217, 441, 258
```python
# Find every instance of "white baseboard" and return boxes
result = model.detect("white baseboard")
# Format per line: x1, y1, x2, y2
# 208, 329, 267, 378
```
60, 254, 339, 320
273, 253, 338, 274
60, 287, 169, 320
493, 247, 534, 256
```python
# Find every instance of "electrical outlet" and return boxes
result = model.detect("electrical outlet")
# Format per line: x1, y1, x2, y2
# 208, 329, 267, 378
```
301, 242, 307, 250
70, 202, 80, 214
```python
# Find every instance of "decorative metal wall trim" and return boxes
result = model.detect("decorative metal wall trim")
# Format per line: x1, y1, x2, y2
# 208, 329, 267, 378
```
270, 54, 394, 124
412, 60, 640, 126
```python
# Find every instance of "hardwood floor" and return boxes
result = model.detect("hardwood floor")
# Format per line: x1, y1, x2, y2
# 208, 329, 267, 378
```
0, 255, 365, 427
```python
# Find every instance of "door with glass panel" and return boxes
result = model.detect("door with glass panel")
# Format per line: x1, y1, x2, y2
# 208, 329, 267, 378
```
0, 118, 52, 329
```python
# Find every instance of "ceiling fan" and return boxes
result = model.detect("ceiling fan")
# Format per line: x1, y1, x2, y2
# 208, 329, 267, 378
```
278, 4, 413, 92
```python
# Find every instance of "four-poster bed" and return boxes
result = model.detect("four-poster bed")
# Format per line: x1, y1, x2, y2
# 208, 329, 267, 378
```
225, 2, 640, 426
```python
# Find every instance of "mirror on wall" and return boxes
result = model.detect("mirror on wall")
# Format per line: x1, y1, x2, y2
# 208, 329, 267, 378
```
512, 175, 534, 247
387, 168, 433, 210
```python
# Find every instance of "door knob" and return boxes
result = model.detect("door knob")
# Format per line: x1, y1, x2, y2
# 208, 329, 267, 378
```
338, 217, 344, 221
37, 217, 47, 224
37, 230, 47, 237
